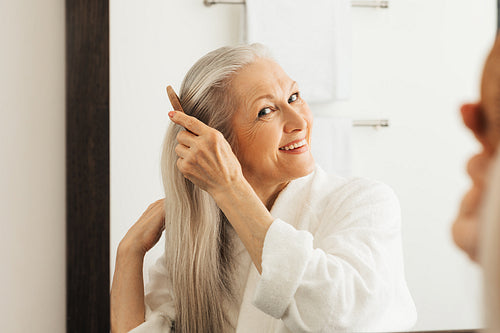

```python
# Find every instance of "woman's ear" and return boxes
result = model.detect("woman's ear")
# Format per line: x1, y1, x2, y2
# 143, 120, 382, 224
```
461, 103, 492, 151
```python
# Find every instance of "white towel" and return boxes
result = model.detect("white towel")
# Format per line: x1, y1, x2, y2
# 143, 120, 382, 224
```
311, 117, 352, 177
245, 0, 352, 102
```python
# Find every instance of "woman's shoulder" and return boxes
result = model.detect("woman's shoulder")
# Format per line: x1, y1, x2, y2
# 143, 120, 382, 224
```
310, 165, 398, 207
304, 166, 401, 231
272, 165, 400, 230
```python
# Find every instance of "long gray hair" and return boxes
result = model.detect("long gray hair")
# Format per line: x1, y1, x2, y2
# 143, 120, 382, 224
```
161, 44, 270, 333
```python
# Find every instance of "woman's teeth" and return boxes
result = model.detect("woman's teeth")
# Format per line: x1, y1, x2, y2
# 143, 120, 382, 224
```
280, 139, 307, 151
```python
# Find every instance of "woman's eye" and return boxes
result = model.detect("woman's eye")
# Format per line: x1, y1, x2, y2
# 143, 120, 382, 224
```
258, 107, 273, 118
288, 92, 299, 103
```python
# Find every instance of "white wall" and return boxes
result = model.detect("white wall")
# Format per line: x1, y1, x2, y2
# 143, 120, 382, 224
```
0, 1, 66, 332
111, 0, 496, 330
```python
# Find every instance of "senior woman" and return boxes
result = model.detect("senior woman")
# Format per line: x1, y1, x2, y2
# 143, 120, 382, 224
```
111, 44, 416, 333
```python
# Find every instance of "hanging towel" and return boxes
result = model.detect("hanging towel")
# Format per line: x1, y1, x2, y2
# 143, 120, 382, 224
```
311, 117, 352, 177
245, 0, 352, 102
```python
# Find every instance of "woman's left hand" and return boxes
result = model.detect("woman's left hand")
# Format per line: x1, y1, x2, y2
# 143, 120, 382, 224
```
168, 111, 245, 198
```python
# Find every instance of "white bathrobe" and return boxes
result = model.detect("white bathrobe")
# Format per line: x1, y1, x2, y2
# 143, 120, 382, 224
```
130, 166, 417, 332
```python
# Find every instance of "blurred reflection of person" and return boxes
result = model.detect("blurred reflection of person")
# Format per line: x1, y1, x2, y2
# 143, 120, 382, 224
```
452, 35, 500, 333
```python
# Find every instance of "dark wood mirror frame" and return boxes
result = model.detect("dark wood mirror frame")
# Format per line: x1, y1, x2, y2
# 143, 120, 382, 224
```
65, 0, 490, 332
66, 0, 109, 331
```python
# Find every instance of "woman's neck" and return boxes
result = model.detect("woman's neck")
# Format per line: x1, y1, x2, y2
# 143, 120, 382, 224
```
254, 181, 290, 211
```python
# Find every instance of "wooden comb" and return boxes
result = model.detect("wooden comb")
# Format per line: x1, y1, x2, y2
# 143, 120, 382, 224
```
166, 85, 184, 113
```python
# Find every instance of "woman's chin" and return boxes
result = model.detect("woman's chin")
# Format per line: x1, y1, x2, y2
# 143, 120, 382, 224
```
290, 156, 316, 179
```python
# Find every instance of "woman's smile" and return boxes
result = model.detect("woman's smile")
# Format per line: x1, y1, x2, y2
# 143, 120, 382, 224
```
279, 138, 308, 152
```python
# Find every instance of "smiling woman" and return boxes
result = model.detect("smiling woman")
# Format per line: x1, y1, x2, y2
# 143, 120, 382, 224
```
67, 0, 495, 332
110, 44, 417, 333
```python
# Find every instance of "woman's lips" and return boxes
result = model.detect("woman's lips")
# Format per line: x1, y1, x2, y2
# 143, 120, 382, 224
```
279, 138, 308, 154
279, 138, 307, 151
280, 144, 309, 154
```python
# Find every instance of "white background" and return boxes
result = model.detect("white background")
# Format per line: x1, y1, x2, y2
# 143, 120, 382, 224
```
109, 0, 496, 331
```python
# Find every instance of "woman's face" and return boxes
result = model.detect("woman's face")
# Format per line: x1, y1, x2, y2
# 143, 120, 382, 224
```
230, 58, 315, 193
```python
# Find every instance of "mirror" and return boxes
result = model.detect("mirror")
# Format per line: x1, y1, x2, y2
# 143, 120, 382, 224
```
67, 0, 497, 331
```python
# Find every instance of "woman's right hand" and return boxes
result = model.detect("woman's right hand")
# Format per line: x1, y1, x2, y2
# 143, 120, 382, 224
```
119, 199, 166, 257
168, 110, 246, 198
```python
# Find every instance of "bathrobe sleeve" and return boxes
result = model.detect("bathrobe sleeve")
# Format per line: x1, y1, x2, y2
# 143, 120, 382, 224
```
128, 254, 175, 333
252, 179, 417, 332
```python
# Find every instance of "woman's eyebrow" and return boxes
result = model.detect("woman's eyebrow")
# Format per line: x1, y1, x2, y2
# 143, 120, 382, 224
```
252, 93, 274, 104
248, 84, 274, 106
250, 81, 298, 106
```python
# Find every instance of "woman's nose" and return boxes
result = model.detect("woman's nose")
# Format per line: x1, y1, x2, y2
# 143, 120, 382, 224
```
283, 105, 308, 133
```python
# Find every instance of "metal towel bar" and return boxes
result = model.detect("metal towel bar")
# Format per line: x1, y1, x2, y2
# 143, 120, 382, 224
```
204, 0, 389, 8
352, 119, 389, 127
